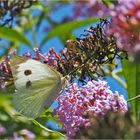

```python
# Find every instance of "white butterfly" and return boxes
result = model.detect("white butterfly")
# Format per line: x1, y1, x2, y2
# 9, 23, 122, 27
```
10, 56, 67, 119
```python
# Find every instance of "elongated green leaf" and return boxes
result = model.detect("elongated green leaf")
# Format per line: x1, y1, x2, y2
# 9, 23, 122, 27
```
41, 17, 99, 47
122, 59, 140, 120
0, 27, 32, 47
32, 119, 67, 138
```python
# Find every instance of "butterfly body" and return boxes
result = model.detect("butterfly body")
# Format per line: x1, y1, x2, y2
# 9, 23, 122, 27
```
10, 56, 66, 119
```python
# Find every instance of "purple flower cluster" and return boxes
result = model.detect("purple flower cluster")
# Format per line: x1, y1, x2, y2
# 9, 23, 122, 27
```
22, 48, 59, 67
0, 123, 35, 140
72, 0, 108, 19
107, 0, 140, 53
0, 123, 6, 135
55, 80, 128, 138
0, 50, 16, 90
44, 48, 59, 66
13, 129, 35, 140
0, 57, 11, 74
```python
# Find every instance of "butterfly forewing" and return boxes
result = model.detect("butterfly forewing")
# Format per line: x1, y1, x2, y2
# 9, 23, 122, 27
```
10, 56, 63, 118
10, 56, 61, 89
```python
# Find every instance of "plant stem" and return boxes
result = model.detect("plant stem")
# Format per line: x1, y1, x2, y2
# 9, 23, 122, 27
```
105, 69, 127, 89
127, 94, 140, 102
111, 72, 127, 89
32, 119, 67, 139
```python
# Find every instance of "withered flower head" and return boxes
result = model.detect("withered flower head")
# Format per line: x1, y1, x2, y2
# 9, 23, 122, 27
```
55, 19, 127, 82
74, 111, 135, 139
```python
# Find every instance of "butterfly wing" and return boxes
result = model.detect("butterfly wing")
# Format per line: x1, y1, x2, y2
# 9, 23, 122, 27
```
10, 56, 63, 118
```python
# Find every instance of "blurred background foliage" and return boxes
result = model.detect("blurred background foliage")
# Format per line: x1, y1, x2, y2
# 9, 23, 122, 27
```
0, 0, 140, 139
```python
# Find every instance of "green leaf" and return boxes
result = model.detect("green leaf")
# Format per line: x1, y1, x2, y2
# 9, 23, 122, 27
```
0, 110, 10, 121
0, 94, 12, 106
40, 109, 56, 121
103, 0, 117, 6
0, 27, 32, 47
122, 59, 140, 120
114, 69, 124, 77
40, 17, 99, 47
32, 119, 67, 138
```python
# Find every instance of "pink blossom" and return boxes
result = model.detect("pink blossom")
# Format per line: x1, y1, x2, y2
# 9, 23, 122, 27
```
55, 80, 128, 138
72, 0, 108, 19
107, 0, 140, 53
0, 124, 6, 135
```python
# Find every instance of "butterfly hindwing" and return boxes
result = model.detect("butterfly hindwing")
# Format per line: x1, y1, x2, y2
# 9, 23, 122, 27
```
13, 79, 62, 118
10, 56, 63, 118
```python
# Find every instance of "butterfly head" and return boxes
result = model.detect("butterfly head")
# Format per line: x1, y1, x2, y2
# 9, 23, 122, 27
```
61, 75, 70, 90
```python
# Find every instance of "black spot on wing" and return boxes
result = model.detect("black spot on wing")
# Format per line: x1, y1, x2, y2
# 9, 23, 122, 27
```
26, 80, 32, 88
24, 70, 32, 76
